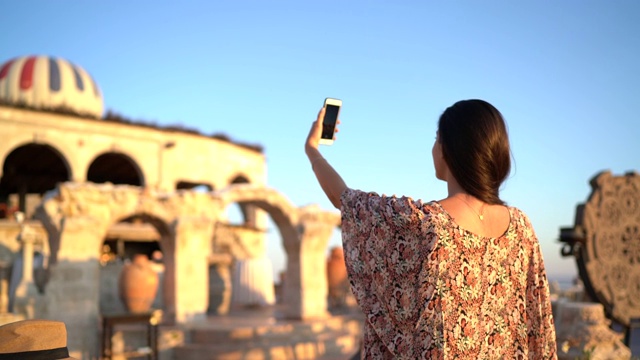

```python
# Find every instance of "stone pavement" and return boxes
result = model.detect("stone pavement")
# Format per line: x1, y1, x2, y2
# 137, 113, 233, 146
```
108, 304, 363, 360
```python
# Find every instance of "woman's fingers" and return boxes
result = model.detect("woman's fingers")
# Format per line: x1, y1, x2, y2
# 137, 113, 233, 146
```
306, 108, 326, 151
308, 109, 342, 145
317, 107, 325, 121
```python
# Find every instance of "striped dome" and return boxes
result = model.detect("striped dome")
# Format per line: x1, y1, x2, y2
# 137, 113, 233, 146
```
0, 56, 103, 118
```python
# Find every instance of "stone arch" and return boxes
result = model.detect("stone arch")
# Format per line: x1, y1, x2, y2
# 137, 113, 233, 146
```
215, 184, 340, 319
0, 142, 71, 215
215, 185, 299, 314
87, 152, 144, 186
35, 183, 216, 326
215, 184, 299, 246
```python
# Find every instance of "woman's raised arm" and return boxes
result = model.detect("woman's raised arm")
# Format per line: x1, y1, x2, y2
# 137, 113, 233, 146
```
305, 107, 347, 209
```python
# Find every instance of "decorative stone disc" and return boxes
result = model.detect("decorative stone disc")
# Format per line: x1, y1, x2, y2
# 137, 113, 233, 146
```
565, 171, 640, 327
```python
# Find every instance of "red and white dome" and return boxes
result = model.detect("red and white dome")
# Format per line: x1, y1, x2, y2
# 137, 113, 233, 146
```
0, 55, 103, 118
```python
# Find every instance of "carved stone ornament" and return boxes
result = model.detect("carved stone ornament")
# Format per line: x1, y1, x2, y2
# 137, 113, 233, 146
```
560, 171, 640, 327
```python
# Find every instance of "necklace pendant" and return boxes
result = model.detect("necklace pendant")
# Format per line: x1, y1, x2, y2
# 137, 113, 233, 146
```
479, 215, 484, 221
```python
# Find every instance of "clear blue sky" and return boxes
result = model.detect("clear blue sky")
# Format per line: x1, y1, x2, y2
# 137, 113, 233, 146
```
2, 1, 639, 281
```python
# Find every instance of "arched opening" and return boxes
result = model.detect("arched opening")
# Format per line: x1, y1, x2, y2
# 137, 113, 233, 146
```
99, 214, 168, 315
229, 175, 255, 227
213, 176, 273, 306
212, 188, 301, 313
176, 181, 213, 192
216, 198, 273, 310
220, 177, 287, 307
0, 143, 70, 218
218, 192, 341, 319
87, 152, 143, 186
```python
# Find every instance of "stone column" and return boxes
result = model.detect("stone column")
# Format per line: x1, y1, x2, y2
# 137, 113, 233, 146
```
11, 213, 42, 319
208, 253, 232, 315
21, 241, 34, 283
231, 257, 276, 307
171, 217, 213, 322
283, 209, 338, 319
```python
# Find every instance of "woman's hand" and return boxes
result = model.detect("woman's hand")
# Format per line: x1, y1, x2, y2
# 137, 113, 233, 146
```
305, 107, 339, 156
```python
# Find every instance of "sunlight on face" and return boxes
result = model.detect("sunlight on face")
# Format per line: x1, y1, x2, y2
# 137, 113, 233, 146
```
432, 132, 446, 181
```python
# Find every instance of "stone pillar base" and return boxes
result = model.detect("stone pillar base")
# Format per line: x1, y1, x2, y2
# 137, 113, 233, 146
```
555, 300, 631, 360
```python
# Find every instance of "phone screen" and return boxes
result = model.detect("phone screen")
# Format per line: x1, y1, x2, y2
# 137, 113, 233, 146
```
321, 104, 340, 140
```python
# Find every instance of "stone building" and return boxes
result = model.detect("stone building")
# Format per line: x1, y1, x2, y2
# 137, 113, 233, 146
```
0, 55, 342, 358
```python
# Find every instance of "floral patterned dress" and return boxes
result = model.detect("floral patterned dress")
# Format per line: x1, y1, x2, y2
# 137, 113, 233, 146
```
340, 188, 557, 359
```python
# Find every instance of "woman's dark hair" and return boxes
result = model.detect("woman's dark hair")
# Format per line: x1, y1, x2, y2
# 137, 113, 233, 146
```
437, 99, 511, 205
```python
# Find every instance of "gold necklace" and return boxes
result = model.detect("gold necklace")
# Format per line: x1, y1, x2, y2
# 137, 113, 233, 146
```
457, 196, 485, 221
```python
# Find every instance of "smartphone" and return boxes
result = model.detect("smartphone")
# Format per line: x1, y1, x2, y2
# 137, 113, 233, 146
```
320, 97, 342, 145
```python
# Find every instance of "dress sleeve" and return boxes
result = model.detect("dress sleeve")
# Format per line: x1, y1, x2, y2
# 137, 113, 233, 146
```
521, 213, 558, 359
340, 188, 436, 356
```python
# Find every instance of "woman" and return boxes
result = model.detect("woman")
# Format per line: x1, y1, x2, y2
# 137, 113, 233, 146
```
305, 99, 557, 359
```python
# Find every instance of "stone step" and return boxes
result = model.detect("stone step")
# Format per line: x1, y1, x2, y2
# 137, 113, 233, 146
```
172, 313, 363, 360
174, 331, 357, 360
188, 316, 362, 345
103, 308, 363, 359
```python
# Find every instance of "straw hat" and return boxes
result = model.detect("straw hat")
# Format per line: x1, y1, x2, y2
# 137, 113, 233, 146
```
0, 319, 76, 359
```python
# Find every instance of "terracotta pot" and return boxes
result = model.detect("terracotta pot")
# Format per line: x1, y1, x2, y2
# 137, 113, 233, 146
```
327, 247, 348, 298
118, 254, 159, 313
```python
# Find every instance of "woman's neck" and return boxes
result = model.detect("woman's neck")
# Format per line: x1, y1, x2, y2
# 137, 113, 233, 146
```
446, 177, 471, 199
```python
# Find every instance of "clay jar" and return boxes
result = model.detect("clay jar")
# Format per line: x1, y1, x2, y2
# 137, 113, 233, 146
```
327, 247, 348, 302
118, 254, 159, 313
